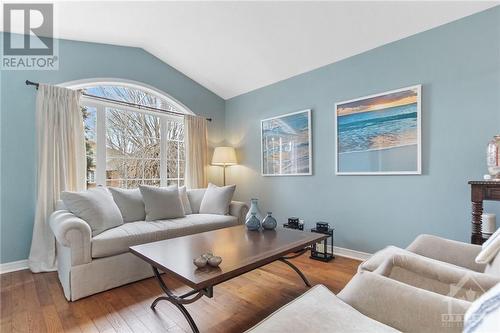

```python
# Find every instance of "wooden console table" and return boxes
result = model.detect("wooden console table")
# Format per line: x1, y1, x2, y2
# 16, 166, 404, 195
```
469, 180, 500, 244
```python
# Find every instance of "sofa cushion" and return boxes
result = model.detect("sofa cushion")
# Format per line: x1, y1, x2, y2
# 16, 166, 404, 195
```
108, 187, 146, 222
187, 188, 206, 213
61, 187, 123, 236
140, 185, 185, 221
247, 284, 399, 333
199, 183, 236, 215
91, 214, 239, 258
179, 186, 193, 214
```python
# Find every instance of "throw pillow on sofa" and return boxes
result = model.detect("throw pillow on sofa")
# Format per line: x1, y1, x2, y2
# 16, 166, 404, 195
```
108, 187, 146, 222
61, 187, 124, 236
179, 186, 193, 214
199, 183, 236, 215
476, 227, 500, 264
139, 185, 185, 221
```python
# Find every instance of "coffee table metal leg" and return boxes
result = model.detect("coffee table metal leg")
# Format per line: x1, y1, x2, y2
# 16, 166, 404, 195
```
151, 266, 209, 333
279, 248, 312, 287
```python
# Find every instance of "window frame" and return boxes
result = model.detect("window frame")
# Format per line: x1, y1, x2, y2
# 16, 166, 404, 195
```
72, 80, 192, 189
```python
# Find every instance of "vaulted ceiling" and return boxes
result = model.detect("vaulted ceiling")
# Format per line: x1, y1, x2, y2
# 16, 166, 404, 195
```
15, 1, 500, 98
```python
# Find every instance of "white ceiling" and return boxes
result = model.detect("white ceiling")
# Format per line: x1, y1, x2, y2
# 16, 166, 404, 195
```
10, 1, 500, 99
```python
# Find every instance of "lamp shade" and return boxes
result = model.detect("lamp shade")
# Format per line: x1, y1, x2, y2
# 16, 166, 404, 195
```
212, 147, 237, 165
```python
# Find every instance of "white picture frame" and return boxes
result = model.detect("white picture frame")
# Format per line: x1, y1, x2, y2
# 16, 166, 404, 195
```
334, 85, 422, 175
261, 109, 312, 176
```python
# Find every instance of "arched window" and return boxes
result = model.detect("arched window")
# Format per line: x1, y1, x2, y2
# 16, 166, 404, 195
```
66, 80, 192, 189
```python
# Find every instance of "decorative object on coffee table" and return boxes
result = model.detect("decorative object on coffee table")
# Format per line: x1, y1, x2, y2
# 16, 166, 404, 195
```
262, 212, 277, 230
193, 256, 208, 268
487, 135, 500, 179
246, 198, 263, 222
310, 222, 335, 262
245, 212, 261, 230
207, 256, 222, 267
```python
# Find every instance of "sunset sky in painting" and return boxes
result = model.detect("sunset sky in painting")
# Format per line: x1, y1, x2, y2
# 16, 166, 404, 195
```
337, 88, 418, 116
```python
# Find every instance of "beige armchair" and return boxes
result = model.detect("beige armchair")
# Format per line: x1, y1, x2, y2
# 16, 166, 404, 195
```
247, 270, 470, 333
359, 234, 500, 301
361, 234, 500, 275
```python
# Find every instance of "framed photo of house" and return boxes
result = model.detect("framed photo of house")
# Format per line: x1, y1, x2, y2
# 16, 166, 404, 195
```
261, 109, 312, 176
335, 85, 422, 175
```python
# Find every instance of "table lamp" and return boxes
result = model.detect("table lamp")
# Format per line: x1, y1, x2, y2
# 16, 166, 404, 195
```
212, 147, 237, 186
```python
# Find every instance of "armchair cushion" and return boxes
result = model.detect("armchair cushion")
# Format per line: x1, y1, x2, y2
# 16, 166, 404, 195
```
373, 254, 499, 300
247, 284, 398, 333
338, 271, 471, 333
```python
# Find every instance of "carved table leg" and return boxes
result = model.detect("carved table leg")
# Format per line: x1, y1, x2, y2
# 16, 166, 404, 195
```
471, 201, 483, 245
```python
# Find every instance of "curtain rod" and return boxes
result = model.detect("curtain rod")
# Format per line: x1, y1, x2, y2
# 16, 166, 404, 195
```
25, 80, 212, 122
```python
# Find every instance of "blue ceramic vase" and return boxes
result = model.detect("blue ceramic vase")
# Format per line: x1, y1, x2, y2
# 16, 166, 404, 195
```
245, 212, 261, 231
262, 212, 277, 230
245, 198, 263, 222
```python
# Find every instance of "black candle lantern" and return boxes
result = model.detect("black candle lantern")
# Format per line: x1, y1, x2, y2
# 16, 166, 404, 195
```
310, 222, 334, 262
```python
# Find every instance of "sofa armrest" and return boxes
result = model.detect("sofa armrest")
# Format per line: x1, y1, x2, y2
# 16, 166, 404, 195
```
229, 201, 249, 224
49, 210, 92, 265
338, 271, 471, 333
373, 254, 500, 299
407, 234, 485, 272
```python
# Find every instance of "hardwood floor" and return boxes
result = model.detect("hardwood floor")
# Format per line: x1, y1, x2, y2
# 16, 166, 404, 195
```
0, 254, 360, 333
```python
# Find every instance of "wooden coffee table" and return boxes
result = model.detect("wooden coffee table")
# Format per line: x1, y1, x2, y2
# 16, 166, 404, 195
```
130, 225, 327, 332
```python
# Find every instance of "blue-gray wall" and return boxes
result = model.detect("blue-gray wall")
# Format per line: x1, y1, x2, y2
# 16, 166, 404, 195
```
1, 7, 499, 264
225, 7, 500, 253
0, 38, 225, 263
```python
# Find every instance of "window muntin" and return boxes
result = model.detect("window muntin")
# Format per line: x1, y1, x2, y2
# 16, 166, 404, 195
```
83, 106, 97, 188
81, 85, 185, 189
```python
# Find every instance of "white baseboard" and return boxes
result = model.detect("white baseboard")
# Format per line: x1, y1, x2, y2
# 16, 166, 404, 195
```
0, 245, 370, 275
333, 246, 371, 261
0, 259, 29, 274
314, 244, 371, 261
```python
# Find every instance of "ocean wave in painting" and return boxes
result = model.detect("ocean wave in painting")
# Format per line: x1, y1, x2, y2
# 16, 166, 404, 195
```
338, 103, 418, 154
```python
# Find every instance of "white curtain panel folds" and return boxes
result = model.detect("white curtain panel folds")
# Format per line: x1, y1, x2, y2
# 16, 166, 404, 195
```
185, 115, 208, 189
28, 84, 85, 272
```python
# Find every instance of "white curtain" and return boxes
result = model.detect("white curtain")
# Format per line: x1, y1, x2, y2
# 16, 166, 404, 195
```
185, 115, 208, 189
28, 84, 85, 272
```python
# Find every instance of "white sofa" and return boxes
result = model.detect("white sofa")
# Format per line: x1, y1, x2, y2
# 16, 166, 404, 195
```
49, 188, 248, 301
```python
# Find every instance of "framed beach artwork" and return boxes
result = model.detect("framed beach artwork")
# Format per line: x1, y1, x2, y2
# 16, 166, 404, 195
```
335, 85, 421, 175
261, 109, 312, 176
